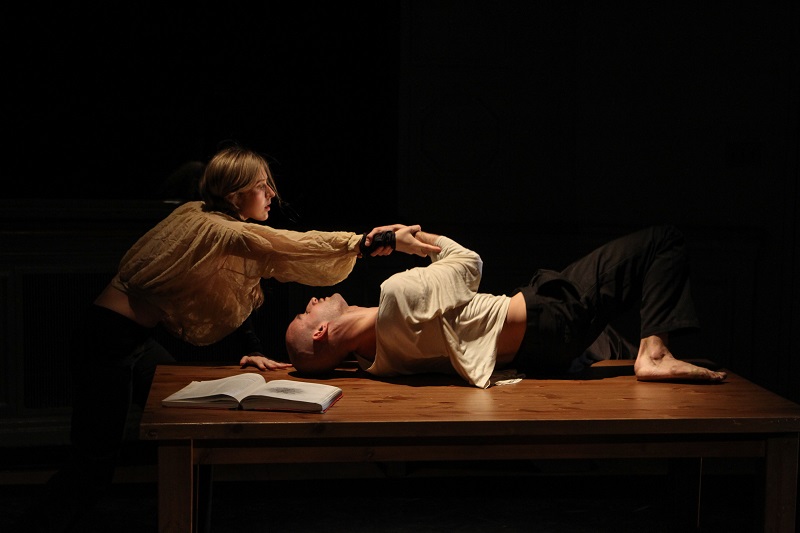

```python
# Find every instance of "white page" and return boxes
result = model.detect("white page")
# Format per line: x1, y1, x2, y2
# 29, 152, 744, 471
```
256, 380, 341, 404
164, 373, 265, 403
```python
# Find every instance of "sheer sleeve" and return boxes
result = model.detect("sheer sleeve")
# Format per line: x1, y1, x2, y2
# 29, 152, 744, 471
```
114, 202, 364, 345
239, 224, 362, 286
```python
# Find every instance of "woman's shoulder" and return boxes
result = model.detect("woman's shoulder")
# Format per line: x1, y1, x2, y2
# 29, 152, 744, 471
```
172, 201, 240, 226
172, 200, 203, 214
173, 201, 238, 217
149, 202, 245, 244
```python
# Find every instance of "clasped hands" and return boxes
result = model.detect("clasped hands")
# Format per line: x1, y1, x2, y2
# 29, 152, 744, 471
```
365, 224, 441, 257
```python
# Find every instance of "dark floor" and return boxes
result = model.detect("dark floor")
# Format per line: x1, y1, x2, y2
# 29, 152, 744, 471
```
2, 457, 763, 532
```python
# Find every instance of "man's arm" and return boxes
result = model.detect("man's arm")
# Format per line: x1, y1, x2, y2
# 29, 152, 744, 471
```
394, 226, 442, 256
381, 229, 483, 318
412, 230, 440, 249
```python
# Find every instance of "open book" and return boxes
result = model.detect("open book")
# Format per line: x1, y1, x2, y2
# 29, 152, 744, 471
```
162, 373, 343, 413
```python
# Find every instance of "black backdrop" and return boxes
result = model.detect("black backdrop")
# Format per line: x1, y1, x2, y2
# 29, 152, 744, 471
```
4, 2, 797, 231
3, 2, 798, 400
4, 3, 401, 229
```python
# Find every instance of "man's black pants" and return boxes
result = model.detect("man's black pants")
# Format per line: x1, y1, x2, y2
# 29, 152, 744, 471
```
512, 225, 698, 374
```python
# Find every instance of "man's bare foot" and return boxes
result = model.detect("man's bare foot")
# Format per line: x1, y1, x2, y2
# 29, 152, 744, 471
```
634, 335, 727, 382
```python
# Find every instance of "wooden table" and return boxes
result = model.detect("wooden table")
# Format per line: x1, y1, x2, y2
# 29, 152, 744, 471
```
140, 361, 800, 532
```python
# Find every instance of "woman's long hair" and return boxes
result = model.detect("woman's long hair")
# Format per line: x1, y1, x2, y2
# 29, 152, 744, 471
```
199, 145, 279, 217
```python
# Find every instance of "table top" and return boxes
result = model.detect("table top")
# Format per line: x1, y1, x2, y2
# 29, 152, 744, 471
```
140, 360, 800, 441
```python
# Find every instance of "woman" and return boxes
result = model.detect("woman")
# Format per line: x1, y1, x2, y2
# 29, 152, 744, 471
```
35, 145, 438, 532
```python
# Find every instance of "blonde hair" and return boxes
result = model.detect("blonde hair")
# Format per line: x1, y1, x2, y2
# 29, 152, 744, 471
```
199, 145, 279, 216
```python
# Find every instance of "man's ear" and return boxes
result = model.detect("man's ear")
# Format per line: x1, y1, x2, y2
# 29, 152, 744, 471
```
312, 322, 329, 342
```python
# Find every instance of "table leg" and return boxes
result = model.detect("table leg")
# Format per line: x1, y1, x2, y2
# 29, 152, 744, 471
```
159, 440, 194, 533
764, 435, 799, 533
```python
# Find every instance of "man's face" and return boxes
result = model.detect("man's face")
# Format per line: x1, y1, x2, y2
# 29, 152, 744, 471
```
290, 294, 349, 330
285, 293, 350, 371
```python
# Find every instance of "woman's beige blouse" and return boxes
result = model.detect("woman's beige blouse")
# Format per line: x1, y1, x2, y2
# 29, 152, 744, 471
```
111, 201, 362, 346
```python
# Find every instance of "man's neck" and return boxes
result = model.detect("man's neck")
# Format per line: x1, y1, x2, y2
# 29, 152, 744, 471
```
330, 306, 379, 360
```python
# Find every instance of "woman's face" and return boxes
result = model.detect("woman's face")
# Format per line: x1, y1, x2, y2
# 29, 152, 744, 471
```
236, 169, 275, 221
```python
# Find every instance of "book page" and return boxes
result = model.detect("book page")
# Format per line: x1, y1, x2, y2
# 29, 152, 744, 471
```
163, 373, 266, 405
263, 380, 341, 403
242, 379, 342, 412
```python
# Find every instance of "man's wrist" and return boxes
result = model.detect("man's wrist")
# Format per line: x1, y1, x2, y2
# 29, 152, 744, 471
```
416, 231, 440, 246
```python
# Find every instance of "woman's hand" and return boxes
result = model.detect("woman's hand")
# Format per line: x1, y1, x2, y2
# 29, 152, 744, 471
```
240, 353, 293, 371
365, 224, 442, 257
364, 224, 405, 256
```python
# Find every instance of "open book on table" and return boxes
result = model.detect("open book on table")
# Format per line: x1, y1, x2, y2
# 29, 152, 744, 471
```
162, 373, 343, 413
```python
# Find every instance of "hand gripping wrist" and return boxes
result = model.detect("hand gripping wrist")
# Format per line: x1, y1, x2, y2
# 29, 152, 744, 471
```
359, 230, 396, 256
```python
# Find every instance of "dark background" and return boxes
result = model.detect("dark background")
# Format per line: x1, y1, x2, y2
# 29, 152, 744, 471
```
4, 2, 402, 228
2, 2, 798, 404
4, 3, 797, 226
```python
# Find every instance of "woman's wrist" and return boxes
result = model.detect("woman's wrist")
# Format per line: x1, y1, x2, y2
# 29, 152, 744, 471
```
359, 231, 395, 256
